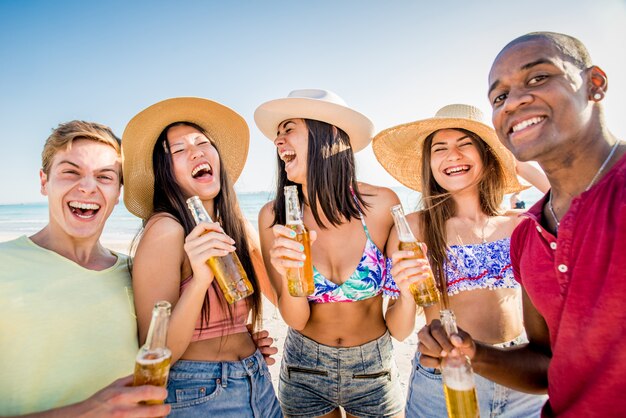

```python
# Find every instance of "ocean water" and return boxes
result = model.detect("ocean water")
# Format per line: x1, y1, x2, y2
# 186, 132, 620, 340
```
0, 187, 543, 246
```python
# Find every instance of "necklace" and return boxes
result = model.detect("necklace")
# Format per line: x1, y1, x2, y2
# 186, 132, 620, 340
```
547, 141, 621, 233
455, 217, 490, 244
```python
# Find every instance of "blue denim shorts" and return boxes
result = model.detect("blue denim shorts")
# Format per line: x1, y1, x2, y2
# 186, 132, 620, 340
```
406, 335, 547, 418
279, 328, 404, 417
165, 349, 282, 418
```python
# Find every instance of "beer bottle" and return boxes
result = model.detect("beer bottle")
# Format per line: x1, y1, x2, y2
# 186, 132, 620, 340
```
390, 204, 440, 307
440, 309, 480, 418
284, 185, 314, 296
133, 300, 172, 404
186, 196, 254, 304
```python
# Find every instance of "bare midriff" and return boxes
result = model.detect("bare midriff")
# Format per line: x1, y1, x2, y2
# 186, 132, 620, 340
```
424, 288, 523, 344
300, 294, 387, 347
180, 331, 257, 361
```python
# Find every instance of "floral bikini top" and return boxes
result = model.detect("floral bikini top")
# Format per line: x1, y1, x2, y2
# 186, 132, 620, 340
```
444, 237, 520, 295
307, 208, 399, 304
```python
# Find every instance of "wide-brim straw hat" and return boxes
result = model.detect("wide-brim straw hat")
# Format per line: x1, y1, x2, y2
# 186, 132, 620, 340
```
372, 104, 525, 193
122, 97, 249, 220
254, 89, 374, 153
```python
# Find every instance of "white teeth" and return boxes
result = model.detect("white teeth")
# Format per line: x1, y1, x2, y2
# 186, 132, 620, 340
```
512, 117, 545, 133
192, 163, 211, 177
280, 150, 296, 162
68, 201, 100, 210
445, 165, 469, 175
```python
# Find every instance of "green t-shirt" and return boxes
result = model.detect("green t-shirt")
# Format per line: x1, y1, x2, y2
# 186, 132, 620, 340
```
0, 236, 139, 415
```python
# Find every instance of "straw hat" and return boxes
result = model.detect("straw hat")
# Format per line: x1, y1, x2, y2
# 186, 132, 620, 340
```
254, 89, 374, 152
372, 104, 524, 193
122, 97, 249, 220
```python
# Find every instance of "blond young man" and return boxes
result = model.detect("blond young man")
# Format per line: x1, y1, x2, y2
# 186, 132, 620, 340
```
0, 121, 170, 417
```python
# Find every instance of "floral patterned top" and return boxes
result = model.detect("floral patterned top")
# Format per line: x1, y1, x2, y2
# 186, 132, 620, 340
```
307, 217, 399, 304
444, 237, 519, 295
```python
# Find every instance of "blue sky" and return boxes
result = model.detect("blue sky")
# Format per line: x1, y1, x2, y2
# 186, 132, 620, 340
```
1, 0, 625, 204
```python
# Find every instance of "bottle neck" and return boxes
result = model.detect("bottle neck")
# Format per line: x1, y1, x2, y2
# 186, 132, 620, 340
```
285, 188, 303, 225
187, 196, 213, 224
145, 307, 170, 350
440, 309, 458, 336
391, 208, 416, 242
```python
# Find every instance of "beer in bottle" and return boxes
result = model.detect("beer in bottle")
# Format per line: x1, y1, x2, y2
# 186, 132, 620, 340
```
186, 196, 254, 304
390, 204, 440, 307
133, 300, 172, 404
284, 185, 314, 296
440, 309, 480, 418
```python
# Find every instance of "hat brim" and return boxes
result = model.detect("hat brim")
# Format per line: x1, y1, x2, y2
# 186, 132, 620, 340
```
122, 97, 249, 220
372, 117, 526, 194
254, 97, 374, 152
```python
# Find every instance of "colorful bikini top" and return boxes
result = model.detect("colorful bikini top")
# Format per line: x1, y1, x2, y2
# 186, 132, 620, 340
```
444, 237, 520, 295
307, 205, 399, 304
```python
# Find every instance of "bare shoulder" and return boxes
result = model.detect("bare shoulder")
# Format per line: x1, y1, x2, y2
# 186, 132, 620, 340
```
258, 200, 277, 231
358, 182, 401, 210
133, 213, 186, 278
142, 213, 185, 242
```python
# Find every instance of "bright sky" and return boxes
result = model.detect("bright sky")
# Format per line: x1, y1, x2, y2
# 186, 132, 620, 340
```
1, 0, 625, 204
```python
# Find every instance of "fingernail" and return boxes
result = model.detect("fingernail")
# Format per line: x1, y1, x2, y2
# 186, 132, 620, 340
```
298, 261, 304, 266
300, 254, 306, 260
299, 244, 304, 251
289, 230, 296, 238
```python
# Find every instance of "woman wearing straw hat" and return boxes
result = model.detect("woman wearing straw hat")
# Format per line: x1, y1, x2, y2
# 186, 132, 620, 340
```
255, 89, 405, 417
122, 97, 281, 417
373, 104, 548, 417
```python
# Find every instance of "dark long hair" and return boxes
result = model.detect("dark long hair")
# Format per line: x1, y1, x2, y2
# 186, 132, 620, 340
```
150, 122, 262, 333
271, 119, 368, 228
419, 128, 506, 293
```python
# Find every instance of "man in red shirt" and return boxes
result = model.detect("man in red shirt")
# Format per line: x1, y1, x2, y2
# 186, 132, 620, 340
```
418, 32, 626, 417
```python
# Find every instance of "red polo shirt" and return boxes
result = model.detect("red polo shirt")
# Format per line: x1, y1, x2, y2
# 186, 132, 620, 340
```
511, 154, 626, 418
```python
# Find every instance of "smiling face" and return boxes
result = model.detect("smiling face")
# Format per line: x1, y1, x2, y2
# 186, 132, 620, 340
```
166, 124, 221, 201
488, 37, 595, 162
429, 129, 484, 192
274, 118, 309, 185
41, 139, 121, 241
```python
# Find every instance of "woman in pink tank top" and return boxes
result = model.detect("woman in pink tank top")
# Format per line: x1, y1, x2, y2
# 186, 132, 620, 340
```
122, 97, 282, 418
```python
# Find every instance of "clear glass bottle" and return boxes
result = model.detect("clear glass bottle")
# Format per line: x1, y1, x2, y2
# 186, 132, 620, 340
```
186, 196, 254, 304
390, 204, 440, 307
284, 185, 314, 296
133, 300, 172, 404
440, 309, 480, 418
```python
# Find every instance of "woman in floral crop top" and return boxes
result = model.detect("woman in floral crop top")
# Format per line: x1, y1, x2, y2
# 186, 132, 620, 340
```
373, 104, 550, 418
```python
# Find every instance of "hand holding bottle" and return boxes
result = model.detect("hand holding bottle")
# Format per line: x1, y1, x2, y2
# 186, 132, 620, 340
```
184, 221, 236, 288
186, 196, 254, 304
390, 245, 434, 299
417, 318, 478, 369
269, 224, 317, 277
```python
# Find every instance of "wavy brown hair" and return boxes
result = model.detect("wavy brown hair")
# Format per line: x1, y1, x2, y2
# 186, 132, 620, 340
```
418, 128, 506, 295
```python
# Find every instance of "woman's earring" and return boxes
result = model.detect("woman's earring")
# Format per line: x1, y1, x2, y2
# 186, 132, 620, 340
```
593, 92, 603, 101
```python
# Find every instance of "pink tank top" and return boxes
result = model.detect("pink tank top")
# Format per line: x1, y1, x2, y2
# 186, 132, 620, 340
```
180, 276, 249, 341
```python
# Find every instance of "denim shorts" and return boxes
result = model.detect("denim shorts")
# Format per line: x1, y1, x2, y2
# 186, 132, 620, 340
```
406, 335, 548, 418
279, 328, 404, 417
165, 349, 282, 418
